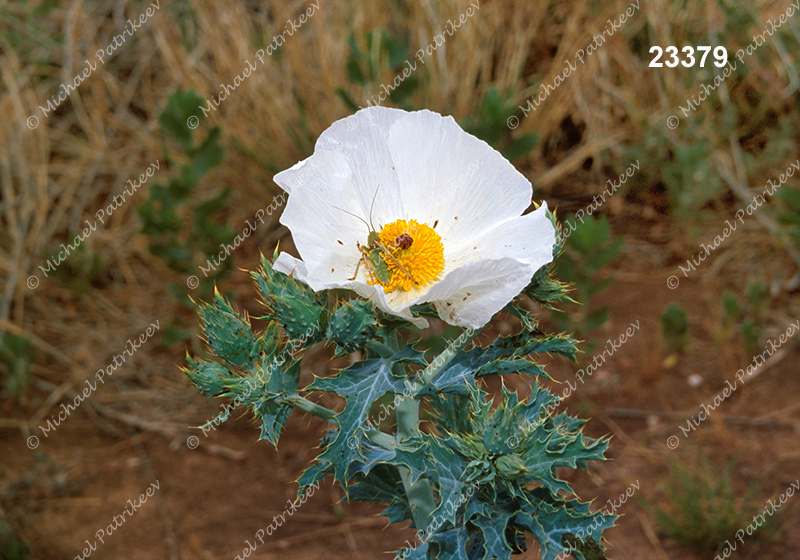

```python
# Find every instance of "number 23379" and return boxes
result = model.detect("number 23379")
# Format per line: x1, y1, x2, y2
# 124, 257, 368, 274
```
649, 46, 727, 68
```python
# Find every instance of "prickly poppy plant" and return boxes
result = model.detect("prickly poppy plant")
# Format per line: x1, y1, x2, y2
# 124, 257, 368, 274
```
184, 107, 616, 559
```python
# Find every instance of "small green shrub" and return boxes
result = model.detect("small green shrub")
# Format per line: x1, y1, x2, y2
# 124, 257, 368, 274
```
552, 215, 623, 336
650, 455, 770, 554
661, 302, 690, 353
719, 284, 768, 355
0, 333, 35, 400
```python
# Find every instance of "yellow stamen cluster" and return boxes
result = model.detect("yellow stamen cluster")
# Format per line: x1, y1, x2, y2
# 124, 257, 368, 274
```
376, 219, 444, 291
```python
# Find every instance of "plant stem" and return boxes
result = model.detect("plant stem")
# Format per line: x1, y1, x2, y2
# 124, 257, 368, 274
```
395, 396, 436, 530
395, 327, 480, 533
407, 327, 479, 394
287, 395, 338, 423
364, 425, 396, 450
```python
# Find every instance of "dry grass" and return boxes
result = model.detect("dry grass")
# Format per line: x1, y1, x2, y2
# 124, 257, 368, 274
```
1, 0, 800, 556
2, 0, 796, 335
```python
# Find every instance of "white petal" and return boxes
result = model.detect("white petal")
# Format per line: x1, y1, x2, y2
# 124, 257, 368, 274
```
275, 150, 371, 291
427, 258, 538, 328
314, 106, 408, 227
273, 157, 312, 195
444, 203, 555, 270
387, 110, 532, 243
273, 252, 309, 279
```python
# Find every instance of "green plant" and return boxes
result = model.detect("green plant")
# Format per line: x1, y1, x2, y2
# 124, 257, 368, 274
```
661, 302, 690, 353
552, 215, 622, 336
137, 90, 228, 343
337, 28, 420, 112
48, 243, 108, 293
0, 333, 35, 400
460, 87, 539, 163
719, 284, 768, 355
184, 232, 617, 560
650, 455, 769, 554
0, 514, 31, 560
777, 184, 800, 252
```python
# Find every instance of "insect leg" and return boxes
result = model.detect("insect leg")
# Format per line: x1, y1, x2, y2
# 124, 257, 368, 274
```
376, 242, 419, 286
362, 252, 378, 285
348, 257, 362, 281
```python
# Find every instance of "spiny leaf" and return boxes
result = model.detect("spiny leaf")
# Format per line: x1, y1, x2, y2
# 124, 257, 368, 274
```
562, 534, 610, 560
424, 439, 471, 529
433, 385, 610, 497
349, 464, 414, 525
472, 509, 514, 558
415, 333, 564, 397
306, 347, 424, 489
297, 454, 334, 497
515, 488, 616, 560
427, 525, 483, 560
387, 435, 472, 531
250, 358, 302, 446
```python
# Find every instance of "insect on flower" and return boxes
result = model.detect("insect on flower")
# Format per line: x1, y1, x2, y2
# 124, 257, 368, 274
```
334, 188, 420, 288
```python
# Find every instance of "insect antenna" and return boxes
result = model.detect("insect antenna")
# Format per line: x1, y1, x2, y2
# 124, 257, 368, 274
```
368, 184, 381, 231
331, 205, 371, 231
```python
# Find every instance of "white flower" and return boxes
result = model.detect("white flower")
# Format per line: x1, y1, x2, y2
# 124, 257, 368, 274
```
272, 107, 556, 328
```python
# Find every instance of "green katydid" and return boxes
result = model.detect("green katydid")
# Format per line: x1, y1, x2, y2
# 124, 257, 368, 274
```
333, 188, 418, 288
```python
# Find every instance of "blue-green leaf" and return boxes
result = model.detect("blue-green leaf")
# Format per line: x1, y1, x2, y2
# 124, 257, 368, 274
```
306, 347, 423, 488
515, 488, 616, 560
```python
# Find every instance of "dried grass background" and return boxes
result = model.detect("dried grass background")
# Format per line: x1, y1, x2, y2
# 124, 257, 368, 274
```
2, 0, 800, 558
4, 0, 797, 354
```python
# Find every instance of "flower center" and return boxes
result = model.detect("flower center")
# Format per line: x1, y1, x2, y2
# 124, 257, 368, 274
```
371, 219, 444, 291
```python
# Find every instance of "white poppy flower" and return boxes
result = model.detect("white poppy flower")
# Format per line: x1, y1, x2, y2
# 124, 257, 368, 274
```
272, 107, 556, 328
